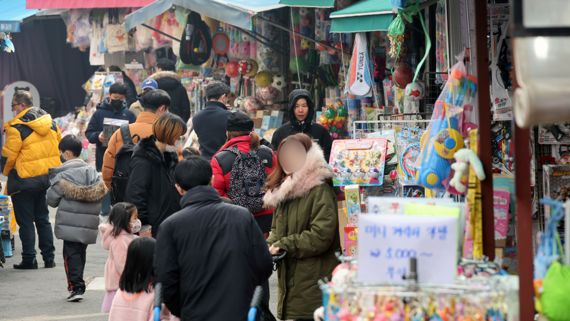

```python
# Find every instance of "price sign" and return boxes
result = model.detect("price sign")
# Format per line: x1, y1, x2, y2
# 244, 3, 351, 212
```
358, 214, 458, 285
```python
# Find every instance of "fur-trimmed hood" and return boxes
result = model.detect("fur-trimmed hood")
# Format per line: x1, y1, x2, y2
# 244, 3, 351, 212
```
151, 71, 182, 91
263, 143, 333, 208
58, 179, 107, 203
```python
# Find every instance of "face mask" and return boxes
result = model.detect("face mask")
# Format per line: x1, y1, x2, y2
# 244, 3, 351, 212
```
110, 99, 124, 110
129, 219, 142, 234
60, 153, 66, 163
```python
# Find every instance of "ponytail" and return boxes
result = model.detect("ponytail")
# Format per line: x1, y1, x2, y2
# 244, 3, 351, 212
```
249, 132, 260, 150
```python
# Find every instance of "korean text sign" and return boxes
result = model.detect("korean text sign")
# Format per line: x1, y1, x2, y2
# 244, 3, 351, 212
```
358, 214, 458, 284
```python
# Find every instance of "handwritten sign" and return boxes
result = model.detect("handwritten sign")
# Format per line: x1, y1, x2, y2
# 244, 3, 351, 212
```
358, 214, 458, 285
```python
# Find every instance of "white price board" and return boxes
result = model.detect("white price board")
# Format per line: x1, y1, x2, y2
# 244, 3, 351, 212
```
358, 214, 458, 285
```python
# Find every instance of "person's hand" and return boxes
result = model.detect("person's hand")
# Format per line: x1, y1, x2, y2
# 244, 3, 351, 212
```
98, 132, 106, 144
269, 245, 281, 255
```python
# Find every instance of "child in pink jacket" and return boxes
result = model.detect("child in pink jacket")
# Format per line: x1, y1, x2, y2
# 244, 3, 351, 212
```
99, 202, 140, 313
109, 237, 178, 321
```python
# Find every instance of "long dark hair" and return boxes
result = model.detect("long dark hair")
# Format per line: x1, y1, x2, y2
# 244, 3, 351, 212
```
265, 133, 313, 191
119, 238, 156, 293
109, 202, 137, 237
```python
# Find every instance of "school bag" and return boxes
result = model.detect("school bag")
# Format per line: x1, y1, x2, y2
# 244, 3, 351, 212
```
111, 125, 138, 205
215, 146, 273, 214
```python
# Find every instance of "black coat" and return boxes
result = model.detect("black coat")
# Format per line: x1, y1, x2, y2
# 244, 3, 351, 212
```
271, 89, 333, 161
85, 98, 136, 171
192, 101, 231, 160
125, 136, 180, 236
155, 186, 273, 321
152, 71, 191, 122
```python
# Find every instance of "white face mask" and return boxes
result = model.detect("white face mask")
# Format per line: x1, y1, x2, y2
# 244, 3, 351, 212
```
129, 219, 142, 234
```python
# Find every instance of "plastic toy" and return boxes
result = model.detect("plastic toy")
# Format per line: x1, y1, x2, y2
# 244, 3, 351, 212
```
330, 139, 388, 187
449, 149, 486, 193
225, 60, 239, 78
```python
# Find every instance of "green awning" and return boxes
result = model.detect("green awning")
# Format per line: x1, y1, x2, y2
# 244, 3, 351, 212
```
279, 0, 334, 7
330, 0, 394, 33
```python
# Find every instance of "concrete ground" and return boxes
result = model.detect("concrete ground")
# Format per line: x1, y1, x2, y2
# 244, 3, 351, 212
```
0, 207, 278, 321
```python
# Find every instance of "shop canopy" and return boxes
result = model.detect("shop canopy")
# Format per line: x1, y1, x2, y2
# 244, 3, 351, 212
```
0, 0, 39, 33
125, 0, 284, 31
330, 0, 394, 33
26, 0, 154, 9
279, 0, 334, 8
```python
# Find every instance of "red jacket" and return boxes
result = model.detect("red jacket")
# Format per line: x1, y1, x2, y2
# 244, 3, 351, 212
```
211, 136, 276, 217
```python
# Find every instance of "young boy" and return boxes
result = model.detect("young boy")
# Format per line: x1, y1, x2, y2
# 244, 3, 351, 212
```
47, 135, 107, 302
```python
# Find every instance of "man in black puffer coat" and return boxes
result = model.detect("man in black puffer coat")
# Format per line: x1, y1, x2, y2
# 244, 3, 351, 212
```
151, 59, 191, 123
271, 89, 333, 161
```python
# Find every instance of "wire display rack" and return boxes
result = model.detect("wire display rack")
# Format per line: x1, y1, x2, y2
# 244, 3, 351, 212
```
352, 114, 432, 139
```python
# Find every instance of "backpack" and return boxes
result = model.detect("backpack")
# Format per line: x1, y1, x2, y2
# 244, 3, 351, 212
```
110, 125, 138, 205
215, 146, 273, 214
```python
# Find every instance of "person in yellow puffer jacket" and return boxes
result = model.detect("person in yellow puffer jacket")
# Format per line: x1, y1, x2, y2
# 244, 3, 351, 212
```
1, 90, 61, 270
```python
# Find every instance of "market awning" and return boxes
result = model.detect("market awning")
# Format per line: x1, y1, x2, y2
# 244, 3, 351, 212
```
125, 0, 284, 31
26, 0, 154, 9
0, 0, 39, 33
330, 0, 394, 33
279, 0, 334, 8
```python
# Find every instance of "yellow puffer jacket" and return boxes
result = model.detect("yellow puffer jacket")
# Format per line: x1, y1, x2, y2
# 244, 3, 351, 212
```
2, 107, 61, 194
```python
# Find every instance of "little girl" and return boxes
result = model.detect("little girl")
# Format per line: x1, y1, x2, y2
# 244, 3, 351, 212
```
109, 237, 178, 321
99, 202, 140, 313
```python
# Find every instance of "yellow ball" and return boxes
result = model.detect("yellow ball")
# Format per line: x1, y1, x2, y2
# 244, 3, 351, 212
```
427, 173, 439, 186
255, 71, 273, 88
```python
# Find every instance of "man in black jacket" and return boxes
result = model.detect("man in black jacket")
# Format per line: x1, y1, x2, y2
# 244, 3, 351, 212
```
271, 89, 333, 161
151, 59, 191, 122
155, 157, 273, 320
192, 81, 231, 160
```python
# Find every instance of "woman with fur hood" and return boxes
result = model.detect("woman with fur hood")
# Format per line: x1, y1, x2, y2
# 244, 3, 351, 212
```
47, 135, 108, 302
265, 133, 340, 321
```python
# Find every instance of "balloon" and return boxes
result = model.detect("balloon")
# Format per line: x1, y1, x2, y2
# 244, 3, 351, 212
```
255, 71, 273, 88
324, 108, 336, 119
238, 59, 259, 77
225, 61, 239, 78
337, 105, 348, 117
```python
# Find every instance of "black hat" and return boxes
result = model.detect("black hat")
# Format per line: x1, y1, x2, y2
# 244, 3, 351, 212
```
227, 112, 254, 132
205, 81, 230, 100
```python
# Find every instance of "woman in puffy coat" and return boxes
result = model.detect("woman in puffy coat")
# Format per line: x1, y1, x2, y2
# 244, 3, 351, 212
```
265, 133, 340, 321
211, 112, 276, 234
125, 113, 187, 237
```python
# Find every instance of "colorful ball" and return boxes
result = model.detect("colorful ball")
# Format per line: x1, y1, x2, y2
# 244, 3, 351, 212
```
225, 60, 240, 78
324, 108, 336, 119
255, 71, 273, 88
393, 63, 413, 88
337, 105, 348, 117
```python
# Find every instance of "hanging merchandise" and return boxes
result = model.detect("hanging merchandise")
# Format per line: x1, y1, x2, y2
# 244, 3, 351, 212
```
89, 14, 105, 66
435, 0, 449, 84
535, 199, 570, 321
62, 9, 91, 51
416, 58, 477, 190
330, 138, 388, 187
345, 33, 374, 97
490, 21, 513, 121
180, 12, 212, 66
255, 71, 273, 88
319, 99, 348, 140
225, 60, 240, 78
211, 31, 230, 68
105, 10, 128, 54
396, 127, 423, 184
238, 59, 259, 78
0, 33, 15, 53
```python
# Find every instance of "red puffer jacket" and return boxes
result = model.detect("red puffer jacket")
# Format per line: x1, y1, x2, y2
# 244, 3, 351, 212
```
211, 135, 276, 217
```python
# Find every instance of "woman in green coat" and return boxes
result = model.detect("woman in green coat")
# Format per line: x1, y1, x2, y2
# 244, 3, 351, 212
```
265, 133, 340, 321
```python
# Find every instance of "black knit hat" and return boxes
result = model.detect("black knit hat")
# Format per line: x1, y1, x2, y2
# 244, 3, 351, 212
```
227, 112, 254, 132
205, 81, 230, 100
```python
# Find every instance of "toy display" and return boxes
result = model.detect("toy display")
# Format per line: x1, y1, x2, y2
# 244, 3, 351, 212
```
319, 99, 349, 139
330, 138, 388, 187
416, 59, 477, 190
396, 127, 423, 183
494, 190, 510, 241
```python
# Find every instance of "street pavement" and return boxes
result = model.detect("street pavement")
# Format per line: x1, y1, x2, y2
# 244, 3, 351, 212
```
0, 207, 278, 321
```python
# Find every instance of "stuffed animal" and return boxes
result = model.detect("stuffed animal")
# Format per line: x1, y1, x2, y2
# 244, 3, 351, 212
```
449, 148, 486, 193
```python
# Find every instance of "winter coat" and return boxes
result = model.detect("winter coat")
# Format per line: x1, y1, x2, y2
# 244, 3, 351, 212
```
271, 89, 333, 161
2, 107, 62, 195
211, 135, 277, 218
155, 186, 273, 320
129, 100, 144, 118
192, 101, 231, 160
151, 71, 190, 122
47, 159, 107, 244
86, 98, 136, 171
125, 136, 180, 236
102, 112, 159, 188
122, 74, 138, 107
109, 289, 155, 321
99, 223, 137, 291
265, 143, 340, 320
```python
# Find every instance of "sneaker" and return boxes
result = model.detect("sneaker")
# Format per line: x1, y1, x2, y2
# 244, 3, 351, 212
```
67, 291, 84, 302
44, 260, 56, 268
14, 260, 38, 270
